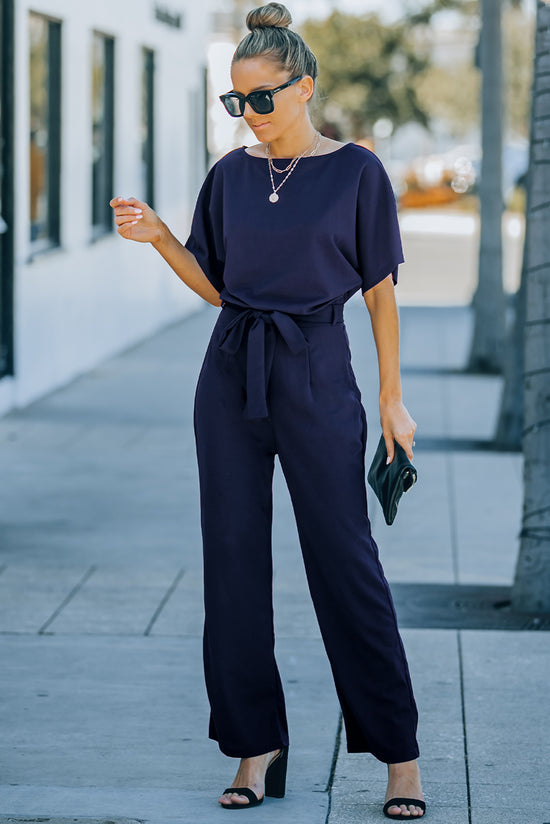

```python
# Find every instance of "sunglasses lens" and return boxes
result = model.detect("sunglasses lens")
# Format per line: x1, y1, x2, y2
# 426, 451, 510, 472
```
249, 92, 273, 114
222, 96, 242, 117
221, 89, 276, 117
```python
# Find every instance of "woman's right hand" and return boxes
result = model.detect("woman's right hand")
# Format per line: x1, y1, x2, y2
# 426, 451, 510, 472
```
109, 196, 165, 244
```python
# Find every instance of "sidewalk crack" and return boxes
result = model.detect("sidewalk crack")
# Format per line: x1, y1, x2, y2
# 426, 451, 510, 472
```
38, 565, 97, 634
324, 711, 343, 824
144, 567, 185, 636
457, 630, 472, 824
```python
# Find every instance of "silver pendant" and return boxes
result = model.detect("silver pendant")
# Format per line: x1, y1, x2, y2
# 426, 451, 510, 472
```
269, 192, 279, 203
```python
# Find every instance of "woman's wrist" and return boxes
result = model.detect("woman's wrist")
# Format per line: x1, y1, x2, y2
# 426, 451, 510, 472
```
151, 220, 170, 248
379, 389, 402, 407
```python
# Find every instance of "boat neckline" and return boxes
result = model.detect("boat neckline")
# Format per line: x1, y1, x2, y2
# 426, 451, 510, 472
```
241, 142, 356, 160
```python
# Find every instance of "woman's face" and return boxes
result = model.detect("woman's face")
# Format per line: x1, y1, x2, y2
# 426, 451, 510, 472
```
230, 57, 312, 143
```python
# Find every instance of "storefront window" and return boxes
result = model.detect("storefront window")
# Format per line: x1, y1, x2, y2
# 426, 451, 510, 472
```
141, 48, 155, 208
29, 12, 61, 250
91, 32, 114, 236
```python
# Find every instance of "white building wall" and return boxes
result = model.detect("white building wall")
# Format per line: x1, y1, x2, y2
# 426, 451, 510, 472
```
0, 0, 210, 415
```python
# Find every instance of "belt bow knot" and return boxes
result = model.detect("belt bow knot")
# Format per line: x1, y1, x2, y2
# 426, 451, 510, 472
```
217, 306, 309, 420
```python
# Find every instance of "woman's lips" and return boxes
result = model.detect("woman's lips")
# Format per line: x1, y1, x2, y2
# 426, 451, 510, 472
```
252, 122, 270, 129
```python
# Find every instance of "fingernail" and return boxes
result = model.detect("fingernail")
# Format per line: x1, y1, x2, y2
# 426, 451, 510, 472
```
134, 208, 142, 214
130, 220, 138, 225
386, 456, 391, 465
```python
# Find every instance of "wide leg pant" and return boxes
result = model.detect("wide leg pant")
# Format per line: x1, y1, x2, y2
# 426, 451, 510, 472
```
193, 301, 420, 763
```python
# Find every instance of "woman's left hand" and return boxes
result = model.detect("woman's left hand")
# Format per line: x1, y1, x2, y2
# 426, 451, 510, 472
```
379, 397, 417, 463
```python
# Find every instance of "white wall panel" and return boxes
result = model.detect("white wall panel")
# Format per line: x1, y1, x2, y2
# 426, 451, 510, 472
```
1, 1, 209, 415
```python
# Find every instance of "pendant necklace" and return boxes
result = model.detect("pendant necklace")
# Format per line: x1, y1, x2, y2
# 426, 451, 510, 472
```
265, 132, 322, 203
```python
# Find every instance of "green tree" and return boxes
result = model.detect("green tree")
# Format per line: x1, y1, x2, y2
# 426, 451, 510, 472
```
413, 62, 480, 140
300, 11, 431, 139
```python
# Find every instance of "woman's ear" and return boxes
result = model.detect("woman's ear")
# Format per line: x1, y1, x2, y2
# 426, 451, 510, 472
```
299, 75, 314, 103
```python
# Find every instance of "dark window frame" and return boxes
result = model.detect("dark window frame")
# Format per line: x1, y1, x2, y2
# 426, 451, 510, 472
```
0, 0, 15, 377
142, 47, 155, 209
91, 31, 115, 239
28, 11, 62, 254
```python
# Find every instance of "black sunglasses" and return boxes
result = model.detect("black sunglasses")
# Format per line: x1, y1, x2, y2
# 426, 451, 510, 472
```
219, 76, 303, 118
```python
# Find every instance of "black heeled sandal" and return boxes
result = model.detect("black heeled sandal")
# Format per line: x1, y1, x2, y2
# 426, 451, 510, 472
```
220, 745, 289, 810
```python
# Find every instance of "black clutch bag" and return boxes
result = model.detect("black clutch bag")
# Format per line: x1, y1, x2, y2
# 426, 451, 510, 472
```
367, 434, 418, 526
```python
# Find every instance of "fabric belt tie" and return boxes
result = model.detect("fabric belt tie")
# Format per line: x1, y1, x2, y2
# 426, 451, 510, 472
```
218, 300, 344, 420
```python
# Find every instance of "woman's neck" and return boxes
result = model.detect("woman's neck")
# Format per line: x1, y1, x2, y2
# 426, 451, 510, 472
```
266, 125, 320, 158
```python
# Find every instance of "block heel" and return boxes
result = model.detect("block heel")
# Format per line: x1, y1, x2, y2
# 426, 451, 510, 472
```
220, 746, 289, 809
264, 745, 289, 798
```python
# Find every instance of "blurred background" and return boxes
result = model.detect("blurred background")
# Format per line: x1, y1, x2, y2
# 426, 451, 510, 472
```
0, 0, 533, 417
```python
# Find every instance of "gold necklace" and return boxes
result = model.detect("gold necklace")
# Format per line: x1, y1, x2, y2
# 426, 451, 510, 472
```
265, 131, 321, 172
265, 132, 322, 203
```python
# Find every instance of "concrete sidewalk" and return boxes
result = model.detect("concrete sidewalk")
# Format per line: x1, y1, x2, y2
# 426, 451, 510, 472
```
0, 298, 548, 824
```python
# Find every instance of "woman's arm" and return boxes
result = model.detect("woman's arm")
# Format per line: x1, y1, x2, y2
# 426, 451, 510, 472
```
363, 274, 416, 463
109, 196, 222, 308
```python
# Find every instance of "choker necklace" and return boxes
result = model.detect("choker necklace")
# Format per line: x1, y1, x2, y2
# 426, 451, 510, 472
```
265, 131, 322, 203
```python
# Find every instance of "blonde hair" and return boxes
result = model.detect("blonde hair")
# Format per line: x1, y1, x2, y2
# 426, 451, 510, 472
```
232, 3, 318, 91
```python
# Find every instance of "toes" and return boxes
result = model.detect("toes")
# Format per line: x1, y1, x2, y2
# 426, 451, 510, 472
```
386, 802, 424, 817
219, 793, 248, 806
387, 805, 423, 817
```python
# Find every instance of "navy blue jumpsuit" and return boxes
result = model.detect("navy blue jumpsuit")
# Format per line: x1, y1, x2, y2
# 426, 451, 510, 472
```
185, 142, 420, 764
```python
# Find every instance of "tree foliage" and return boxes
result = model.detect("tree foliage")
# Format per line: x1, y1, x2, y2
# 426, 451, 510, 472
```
402, 0, 478, 25
413, 62, 480, 139
300, 11, 431, 138
299, 1, 532, 143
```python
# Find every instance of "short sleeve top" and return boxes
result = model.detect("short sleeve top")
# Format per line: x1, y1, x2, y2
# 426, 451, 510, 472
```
184, 142, 404, 315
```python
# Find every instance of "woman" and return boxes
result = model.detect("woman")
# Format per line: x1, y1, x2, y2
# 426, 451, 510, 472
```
110, 3, 425, 819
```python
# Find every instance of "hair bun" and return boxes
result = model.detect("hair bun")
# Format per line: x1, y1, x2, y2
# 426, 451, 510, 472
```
246, 3, 292, 32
